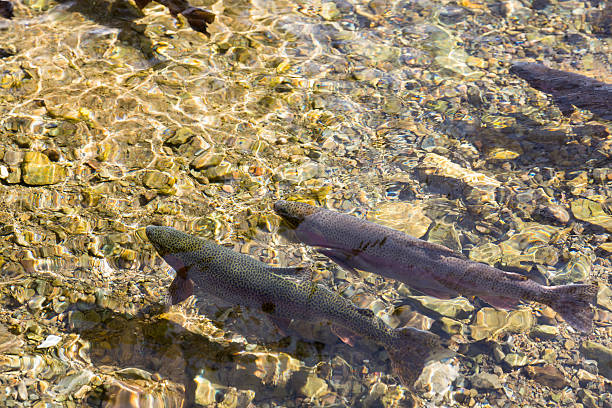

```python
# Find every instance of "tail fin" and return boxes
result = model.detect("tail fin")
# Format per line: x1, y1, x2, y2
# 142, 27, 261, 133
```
386, 327, 444, 388
546, 283, 598, 333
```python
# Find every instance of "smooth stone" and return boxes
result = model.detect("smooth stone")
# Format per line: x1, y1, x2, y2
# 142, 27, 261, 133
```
470, 372, 502, 389
549, 252, 592, 284
21, 152, 66, 186
191, 152, 225, 170
37, 335, 62, 349
437, 316, 463, 335
414, 360, 459, 401
142, 170, 176, 195
580, 341, 612, 380
530, 325, 559, 339
524, 365, 569, 388
469, 242, 502, 265
417, 153, 500, 205
427, 221, 462, 252
115, 367, 153, 381
164, 127, 194, 146
597, 286, 612, 311
409, 296, 474, 319
53, 370, 94, 395
203, 162, 233, 182
291, 369, 328, 398
194, 376, 217, 406
470, 308, 535, 341
367, 201, 432, 239
535, 203, 570, 224
320, 2, 340, 20
504, 353, 529, 367
571, 199, 612, 232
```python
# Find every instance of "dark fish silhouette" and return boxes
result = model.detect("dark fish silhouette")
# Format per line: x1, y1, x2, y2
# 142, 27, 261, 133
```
146, 225, 443, 387
135, 0, 214, 35
274, 200, 598, 333
0, 0, 13, 19
510, 62, 612, 120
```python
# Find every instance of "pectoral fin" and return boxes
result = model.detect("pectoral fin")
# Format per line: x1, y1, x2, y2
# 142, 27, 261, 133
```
317, 248, 359, 275
479, 295, 520, 310
269, 266, 313, 280
411, 285, 458, 299
169, 275, 194, 305
269, 316, 293, 336
331, 325, 358, 347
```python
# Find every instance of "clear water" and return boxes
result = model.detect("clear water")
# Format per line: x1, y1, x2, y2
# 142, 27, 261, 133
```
0, 0, 610, 406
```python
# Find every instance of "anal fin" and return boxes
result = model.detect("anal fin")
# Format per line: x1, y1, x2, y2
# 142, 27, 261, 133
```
317, 248, 359, 275
169, 276, 194, 305
331, 325, 358, 347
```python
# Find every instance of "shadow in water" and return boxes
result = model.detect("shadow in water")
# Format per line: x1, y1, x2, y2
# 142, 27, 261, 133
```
52, 0, 162, 62
68, 300, 393, 407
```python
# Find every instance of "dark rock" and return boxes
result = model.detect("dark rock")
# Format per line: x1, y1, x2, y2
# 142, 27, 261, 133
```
524, 365, 569, 389
0, 1, 13, 19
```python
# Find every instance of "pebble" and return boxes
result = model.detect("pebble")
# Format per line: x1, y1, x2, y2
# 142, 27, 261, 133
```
470, 372, 502, 389
524, 365, 569, 388
21, 151, 67, 186
580, 341, 612, 380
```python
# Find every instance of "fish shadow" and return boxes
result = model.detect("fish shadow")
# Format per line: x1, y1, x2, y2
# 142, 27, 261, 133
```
52, 0, 165, 62
67, 300, 396, 407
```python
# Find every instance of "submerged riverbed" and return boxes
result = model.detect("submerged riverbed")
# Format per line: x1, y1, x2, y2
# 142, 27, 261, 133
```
0, 0, 610, 406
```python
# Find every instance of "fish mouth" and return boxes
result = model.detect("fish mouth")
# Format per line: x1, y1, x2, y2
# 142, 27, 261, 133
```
145, 225, 170, 256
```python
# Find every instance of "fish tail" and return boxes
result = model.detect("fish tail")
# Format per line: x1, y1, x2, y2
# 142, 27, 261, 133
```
385, 327, 442, 388
545, 283, 598, 333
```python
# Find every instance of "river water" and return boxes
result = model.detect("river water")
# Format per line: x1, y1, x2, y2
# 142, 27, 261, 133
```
0, 0, 610, 406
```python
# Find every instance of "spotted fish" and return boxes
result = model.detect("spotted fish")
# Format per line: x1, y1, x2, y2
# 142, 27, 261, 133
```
146, 225, 442, 387
273, 200, 598, 333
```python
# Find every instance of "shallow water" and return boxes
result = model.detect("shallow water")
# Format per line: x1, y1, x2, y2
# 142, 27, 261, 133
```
0, 0, 610, 406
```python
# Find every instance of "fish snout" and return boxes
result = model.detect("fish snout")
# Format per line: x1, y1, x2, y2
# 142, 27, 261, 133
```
145, 225, 172, 256
273, 200, 317, 228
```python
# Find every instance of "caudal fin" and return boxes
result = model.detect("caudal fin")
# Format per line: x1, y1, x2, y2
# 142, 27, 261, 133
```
546, 283, 598, 333
386, 326, 444, 388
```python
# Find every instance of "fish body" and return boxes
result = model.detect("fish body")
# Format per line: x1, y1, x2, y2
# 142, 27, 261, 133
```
273, 200, 598, 333
146, 225, 441, 387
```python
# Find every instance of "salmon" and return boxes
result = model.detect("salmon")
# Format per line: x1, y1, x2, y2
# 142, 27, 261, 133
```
274, 200, 598, 333
146, 225, 443, 387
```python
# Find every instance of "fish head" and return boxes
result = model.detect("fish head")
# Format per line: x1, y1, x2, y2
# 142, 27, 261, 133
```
274, 200, 333, 247
146, 226, 203, 274
273, 200, 319, 228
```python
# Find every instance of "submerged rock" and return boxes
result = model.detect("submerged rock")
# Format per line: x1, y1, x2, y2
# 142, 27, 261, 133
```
524, 365, 569, 389
470, 308, 535, 341
417, 153, 500, 205
571, 199, 612, 232
470, 372, 502, 389
580, 341, 612, 380
21, 152, 67, 186
367, 201, 432, 238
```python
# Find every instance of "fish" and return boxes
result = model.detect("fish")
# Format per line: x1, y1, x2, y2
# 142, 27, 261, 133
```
273, 200, 599, 333
134, 0, 215, 35
510, 62, 612, 121
145, 225, 443, 387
